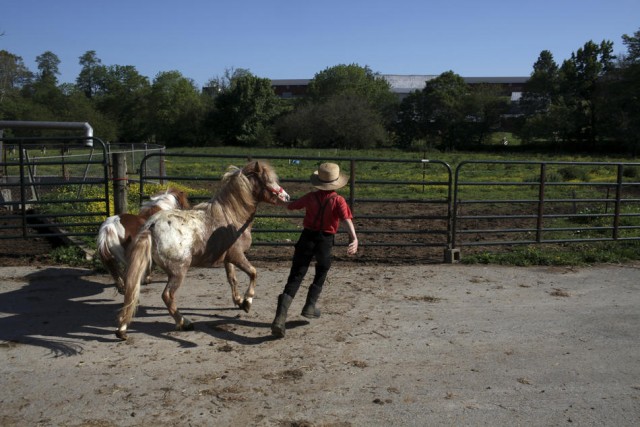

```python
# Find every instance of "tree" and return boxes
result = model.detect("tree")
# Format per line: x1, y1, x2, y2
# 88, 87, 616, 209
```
401, 71, 469, 150
59, 87, 118, 141
276, 94, 387, 149
517, 51, 561, 144
93, 65, 151, 141
76, 50, 106, 99
307, 63, 398, 125
212, 72, 283, 146
558, 40, 615, 146
24, 51, 65, 117
465, 83, 510, 145
147, 70, 205, 145
276, 63, 396, 149
35, 51, 60, 86
204, 67, 252, 95
621, 28, 640, 64
520, 50, 559, 115
395, 89, 428, 148
598, 28, 640, 153
0, 50, 33, 104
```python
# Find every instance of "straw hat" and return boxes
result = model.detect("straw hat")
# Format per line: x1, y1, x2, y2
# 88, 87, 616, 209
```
310, 163, 348, 190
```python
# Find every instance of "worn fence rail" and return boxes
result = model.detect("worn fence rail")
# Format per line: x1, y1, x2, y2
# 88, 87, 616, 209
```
3, 148, 640, 263
0, 136, 110, 240
138, 153, 454, 260
452, 160, 640, 249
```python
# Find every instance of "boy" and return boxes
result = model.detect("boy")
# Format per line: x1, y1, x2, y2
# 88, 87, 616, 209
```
272, 163, 358, 338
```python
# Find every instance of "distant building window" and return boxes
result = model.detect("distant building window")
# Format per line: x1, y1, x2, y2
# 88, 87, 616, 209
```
282, 92, 293, 99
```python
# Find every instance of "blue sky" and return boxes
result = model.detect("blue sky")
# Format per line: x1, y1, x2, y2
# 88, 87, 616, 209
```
2, 0, 638, 88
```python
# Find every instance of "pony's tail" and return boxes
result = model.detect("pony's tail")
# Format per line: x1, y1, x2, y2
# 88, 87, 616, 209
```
97, 216, 126, 264
116, 229, 152, 340
97, 217, 126, 293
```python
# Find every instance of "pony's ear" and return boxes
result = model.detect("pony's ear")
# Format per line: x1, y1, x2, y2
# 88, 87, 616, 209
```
253, 161, 262, 174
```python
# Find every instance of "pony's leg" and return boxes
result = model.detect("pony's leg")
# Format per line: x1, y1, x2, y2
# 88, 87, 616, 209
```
161, 268, 194, 331
144, 262, 153, 285
224, 261, 244, 308
102, 257, 125, 294
230, 255, 257, 313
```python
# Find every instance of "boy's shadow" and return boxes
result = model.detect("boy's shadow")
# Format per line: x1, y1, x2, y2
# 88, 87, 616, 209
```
190, 311, 308, 345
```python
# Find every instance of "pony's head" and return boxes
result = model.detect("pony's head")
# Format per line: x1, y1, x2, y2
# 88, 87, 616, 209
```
242, 161, 290, 204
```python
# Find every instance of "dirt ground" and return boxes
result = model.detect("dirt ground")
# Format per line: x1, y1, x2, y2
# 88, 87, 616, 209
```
1, 259, 639, 426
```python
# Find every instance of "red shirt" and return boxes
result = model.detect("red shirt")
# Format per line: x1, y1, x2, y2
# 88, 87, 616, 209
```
287, 190, 353, 234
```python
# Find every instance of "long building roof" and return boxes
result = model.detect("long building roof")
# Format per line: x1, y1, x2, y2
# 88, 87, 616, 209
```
271, 74, 528, 94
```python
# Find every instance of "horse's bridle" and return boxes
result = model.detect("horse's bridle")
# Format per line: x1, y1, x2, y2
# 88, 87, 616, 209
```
244, 170, 285, 202
268, 185, 287, 197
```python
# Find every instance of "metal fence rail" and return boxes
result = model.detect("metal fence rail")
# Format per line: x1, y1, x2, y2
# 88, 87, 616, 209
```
0, 136, 110, 240
138, 153, 454, 253
452, 160, 640, 248
4, 146, 640, 263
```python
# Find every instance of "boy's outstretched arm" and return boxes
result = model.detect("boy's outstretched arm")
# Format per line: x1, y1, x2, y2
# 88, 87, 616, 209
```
343, 218, 358, 255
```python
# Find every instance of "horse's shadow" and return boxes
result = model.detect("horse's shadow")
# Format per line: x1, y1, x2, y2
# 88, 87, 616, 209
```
125, 305, 308, 346
0, 267, 121, 356
131, 277, 310, 345
0, 268, 307, 355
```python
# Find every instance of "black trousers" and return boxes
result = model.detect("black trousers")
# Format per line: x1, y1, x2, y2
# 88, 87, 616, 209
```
283, 228, 335, 298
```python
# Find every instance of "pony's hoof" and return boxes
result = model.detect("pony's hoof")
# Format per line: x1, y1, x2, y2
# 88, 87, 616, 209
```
115, 281, 125, 295
115, 330, 128, 341
177, 319, 195, 331
240, 299, 252, 313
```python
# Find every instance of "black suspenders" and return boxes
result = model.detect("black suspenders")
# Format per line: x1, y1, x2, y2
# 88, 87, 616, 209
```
312, 193, 338, 231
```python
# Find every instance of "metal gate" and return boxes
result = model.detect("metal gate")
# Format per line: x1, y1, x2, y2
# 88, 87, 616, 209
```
0, 136, 110, 241
452, 160, 640, 248
138, 153, 454, 259
4, 146, 640, 263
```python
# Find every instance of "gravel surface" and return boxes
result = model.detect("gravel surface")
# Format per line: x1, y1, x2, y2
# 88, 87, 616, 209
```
1, 262, 639, 426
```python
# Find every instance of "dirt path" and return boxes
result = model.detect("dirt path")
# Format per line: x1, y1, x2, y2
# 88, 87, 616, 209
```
1, 262, 639, 426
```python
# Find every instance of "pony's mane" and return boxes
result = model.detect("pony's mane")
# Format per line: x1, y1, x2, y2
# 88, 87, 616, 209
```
244, 160, 279, 187
207, 166, 258, 226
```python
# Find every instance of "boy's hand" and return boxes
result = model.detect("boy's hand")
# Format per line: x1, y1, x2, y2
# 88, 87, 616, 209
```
347, 238, 358, 255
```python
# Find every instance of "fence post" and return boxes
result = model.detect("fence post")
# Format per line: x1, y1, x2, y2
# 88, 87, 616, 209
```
613, 164, 623, 240
0, 129, 3, 177
159, 147, 166, 185
536, 163, 546, 243
348, 159, 355, 208
112, 152, 128, 215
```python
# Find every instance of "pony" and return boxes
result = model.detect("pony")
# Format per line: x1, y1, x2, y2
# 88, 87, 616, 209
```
97, 188, 191, 294
116, 161, 289, 340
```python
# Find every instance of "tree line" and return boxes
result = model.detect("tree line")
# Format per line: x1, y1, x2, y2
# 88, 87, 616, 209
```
1, 28, 639, 153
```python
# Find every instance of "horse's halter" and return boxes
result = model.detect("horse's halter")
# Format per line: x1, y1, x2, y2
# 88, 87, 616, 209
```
268, 185, 288, 200
265, 182, 290, 203
245, 170, 290, 203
